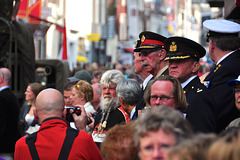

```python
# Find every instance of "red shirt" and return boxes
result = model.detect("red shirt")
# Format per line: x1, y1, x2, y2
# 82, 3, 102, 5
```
14, 117, 103, 160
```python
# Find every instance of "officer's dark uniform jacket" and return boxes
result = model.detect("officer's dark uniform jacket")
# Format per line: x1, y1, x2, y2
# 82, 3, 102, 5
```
184, 76, 217, 133
204, 49, 240, 132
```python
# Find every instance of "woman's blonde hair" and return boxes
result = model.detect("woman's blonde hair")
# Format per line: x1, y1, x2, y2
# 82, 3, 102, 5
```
73, 80, 93, 102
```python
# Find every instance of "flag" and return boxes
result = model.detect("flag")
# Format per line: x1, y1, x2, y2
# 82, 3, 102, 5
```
56, 22, 67, 60
17, 0, 29, 18
62, 24, 67, 60
28, 0, 41, 24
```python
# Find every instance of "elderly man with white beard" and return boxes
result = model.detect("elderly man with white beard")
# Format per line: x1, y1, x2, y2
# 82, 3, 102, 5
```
92, 69, 129, 149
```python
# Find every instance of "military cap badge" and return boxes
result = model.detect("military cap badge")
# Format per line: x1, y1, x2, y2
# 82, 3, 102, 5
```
135, 41, 138, 48
169, 42, 177, 52
141, 35, 145, 42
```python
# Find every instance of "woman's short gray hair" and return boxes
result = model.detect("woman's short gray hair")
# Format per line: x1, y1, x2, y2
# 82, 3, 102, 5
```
134, 105, 192, 148
116, 79, 142, 106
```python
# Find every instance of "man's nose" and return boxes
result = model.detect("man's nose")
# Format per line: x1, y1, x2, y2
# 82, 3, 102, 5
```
104, 88, 110, 93
155, 97, 163, 105
169, 62, 177, 68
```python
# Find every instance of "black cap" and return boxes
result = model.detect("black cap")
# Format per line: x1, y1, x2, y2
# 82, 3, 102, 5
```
133, 31, 166, 52
164, 36, 206, 61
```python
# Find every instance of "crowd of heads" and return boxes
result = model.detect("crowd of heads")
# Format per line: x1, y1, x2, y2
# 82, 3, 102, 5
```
2, 18, 240, 160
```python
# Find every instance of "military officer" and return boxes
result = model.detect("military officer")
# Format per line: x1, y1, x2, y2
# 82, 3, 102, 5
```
165, 36, 217, 133
131, 40, 152, 120
134, 31, 168, 78
132, 31, 168, 119
203, 19, 240, 132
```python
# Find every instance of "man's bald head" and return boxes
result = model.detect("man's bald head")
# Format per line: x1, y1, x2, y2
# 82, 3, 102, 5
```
0, 68, 11, 85
35, 88, 65, 123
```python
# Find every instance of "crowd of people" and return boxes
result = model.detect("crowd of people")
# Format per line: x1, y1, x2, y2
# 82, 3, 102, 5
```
1, 18, 240, 160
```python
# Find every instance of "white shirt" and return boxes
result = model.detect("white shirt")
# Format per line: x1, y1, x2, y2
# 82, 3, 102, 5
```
0, 86, 9, 92
84, 102, 96, 114
216, 50, 238, 65
142, 74, 153, 90
130, 106, 136, 119
25, 114, 34, 125
181, 75, 197, 88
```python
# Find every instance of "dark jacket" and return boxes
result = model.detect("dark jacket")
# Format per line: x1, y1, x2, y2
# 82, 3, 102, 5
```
204, 49, 240, 133
19, 103, 35, 136
0, 88, 20, 153
185, 76, 217, 133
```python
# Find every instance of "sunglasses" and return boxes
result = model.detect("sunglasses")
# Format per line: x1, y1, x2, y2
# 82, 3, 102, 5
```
138, 48, 161, 57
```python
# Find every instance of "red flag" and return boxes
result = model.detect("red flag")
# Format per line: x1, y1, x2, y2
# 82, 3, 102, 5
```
62, 23, 68, 60
17, 0, 29, 18
28, 0, 41, 24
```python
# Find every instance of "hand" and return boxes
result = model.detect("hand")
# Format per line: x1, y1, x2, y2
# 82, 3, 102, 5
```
71, 105, 87, 132
87, 116, 95, 129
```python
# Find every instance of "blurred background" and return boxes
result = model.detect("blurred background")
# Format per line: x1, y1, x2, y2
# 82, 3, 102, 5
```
0, 0, 239, 103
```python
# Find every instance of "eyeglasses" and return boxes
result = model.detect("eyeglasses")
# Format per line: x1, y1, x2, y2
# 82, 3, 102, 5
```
138, 48, 161, 57
150, 95, 174, 102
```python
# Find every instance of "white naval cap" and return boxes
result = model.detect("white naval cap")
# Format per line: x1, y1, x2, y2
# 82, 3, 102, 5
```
203, 19, 240, 33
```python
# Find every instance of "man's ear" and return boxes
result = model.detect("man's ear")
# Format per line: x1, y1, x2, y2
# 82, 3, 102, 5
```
33, 108, 38, 121
192, 61, 200, 73
209, 40, 215, 53
159, 49, 167, 61
119, 97, 125, 106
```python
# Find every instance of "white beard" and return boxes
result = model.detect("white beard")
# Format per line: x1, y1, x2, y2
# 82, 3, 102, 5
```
100, 94, 119, 112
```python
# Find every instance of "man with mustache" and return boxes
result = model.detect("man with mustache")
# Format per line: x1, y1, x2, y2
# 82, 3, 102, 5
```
134, 31, 169, 78
92, 70, 129, 149
132, 31, 168, 119
131, 40, 153, 120
165, 36, 217, 133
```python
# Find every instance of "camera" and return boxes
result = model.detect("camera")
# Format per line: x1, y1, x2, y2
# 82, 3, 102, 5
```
65, 107, 81, 122
65, 106, 81, 115
65, 106, 98, 125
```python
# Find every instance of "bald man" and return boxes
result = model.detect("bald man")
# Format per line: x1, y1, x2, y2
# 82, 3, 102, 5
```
15, 89, 102, 160
0, 68, 20, 159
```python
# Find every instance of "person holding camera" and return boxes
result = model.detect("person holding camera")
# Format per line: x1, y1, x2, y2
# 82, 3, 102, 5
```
14, 88, 102, 160
68, 80, 96, 133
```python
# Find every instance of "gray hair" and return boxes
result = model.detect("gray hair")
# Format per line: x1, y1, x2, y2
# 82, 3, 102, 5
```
100, 69, 125, 86
134, 105, 192, 148
116, 79, 142, 106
